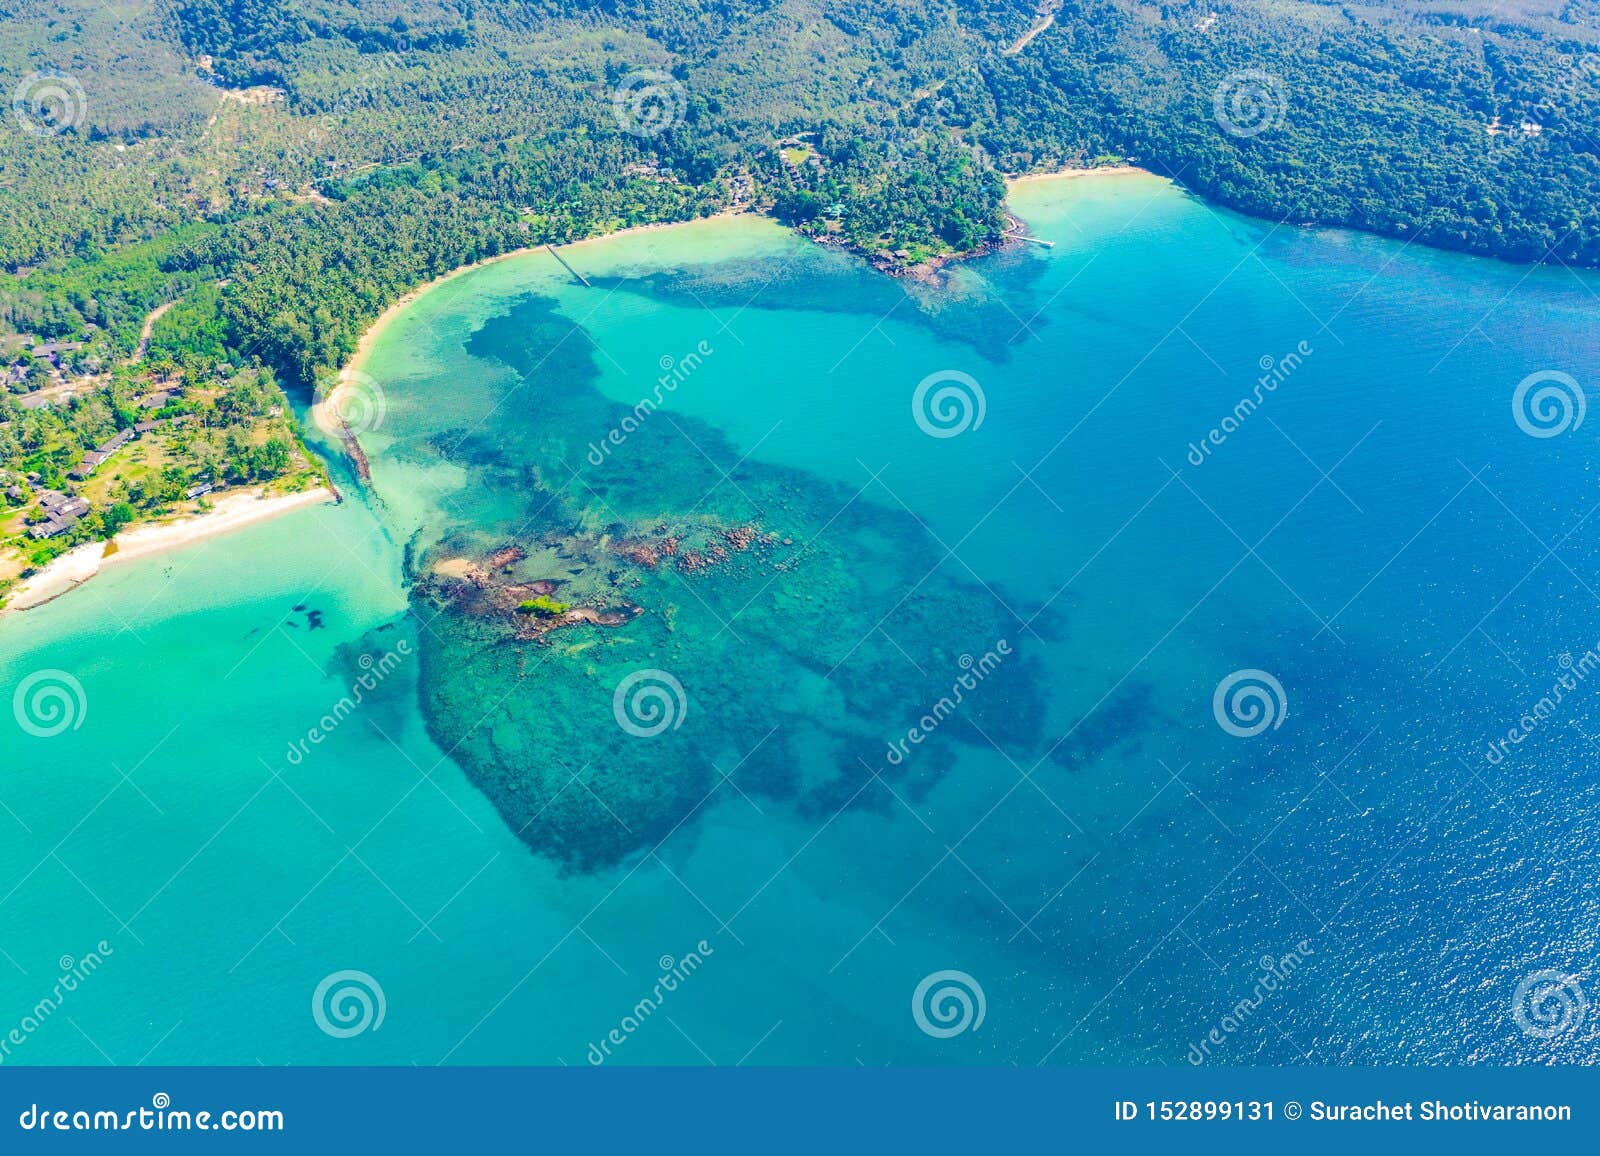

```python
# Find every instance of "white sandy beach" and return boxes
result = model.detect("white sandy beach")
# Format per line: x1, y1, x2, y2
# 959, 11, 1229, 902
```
1007, 164, 1150, 186
5, 485, 338, 612
315, 208, 750, 428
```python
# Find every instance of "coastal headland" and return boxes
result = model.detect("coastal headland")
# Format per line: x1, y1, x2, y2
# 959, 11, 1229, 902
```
5, 486, 338, 612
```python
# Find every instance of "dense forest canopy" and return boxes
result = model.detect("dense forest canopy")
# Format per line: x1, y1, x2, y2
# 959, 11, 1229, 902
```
1, 0, 1598, 398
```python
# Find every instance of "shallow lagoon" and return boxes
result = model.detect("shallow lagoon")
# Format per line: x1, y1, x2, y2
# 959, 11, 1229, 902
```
4, 175, 1599, 1064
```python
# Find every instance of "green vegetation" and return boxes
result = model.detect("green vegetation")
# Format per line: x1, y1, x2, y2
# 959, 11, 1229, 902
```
961, 0, 1600, 265
771, 129, 1008, 266
0, 358, 322, 592
516, 595, 572, 618
2, 0, 1598, 587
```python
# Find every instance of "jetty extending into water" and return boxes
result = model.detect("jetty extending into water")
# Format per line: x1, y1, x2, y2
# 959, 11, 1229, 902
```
545, 244, 591, 286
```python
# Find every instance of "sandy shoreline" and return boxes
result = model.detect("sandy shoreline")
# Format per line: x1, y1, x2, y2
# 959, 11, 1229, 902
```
320, 168, 1152, 441
11, 178, 1140, 619
1008, 164, 1151, 186
318, 209, 750, 430
323, 176, 1143, 419
4, 486, 338, 613
329, 209, 748, 403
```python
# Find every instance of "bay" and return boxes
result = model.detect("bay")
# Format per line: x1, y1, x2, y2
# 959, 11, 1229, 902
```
4, 174, 1598, 1065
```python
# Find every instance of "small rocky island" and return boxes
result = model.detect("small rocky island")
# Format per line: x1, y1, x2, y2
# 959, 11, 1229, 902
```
416, 516, 786, 643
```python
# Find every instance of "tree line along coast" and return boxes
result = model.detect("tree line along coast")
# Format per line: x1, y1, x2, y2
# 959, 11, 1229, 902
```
2, 0, 1596, 603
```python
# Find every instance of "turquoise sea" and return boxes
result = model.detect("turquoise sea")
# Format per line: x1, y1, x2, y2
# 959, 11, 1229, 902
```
4, 174, 1599, 1065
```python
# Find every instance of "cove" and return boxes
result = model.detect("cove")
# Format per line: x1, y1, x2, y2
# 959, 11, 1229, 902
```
4, 175, 1599, 1065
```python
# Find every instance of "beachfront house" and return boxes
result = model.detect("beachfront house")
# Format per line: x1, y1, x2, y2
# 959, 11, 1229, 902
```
28, 490, 90, 538
68, 428, 135, 480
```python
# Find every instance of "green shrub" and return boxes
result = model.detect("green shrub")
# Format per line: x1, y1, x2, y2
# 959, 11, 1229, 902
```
516, 595, 570, 618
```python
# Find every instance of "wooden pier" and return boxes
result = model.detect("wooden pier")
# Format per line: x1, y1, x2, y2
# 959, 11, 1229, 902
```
546, 244, 591, 286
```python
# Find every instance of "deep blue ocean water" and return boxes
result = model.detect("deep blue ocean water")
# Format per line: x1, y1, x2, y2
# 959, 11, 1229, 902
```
2, 174, 1597, 1065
